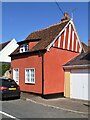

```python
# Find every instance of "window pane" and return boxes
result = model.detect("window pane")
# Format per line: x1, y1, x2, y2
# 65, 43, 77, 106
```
13, 69, 19, 81
25, 69, 35, 83
20, 44, 28, 53
31, 78, 34, 82
25, 69, 30, 83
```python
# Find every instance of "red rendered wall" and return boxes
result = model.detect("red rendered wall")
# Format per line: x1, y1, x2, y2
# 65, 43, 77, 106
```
11, 48, 79, 95
11, 55, 42, 94
44, 47, 79, 95
29, 42, 38, 49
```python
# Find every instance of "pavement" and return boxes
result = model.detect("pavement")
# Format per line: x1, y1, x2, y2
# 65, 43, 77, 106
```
21, 92, 90, 116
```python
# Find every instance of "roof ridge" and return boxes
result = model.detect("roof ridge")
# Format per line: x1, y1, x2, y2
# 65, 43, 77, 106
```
0, 40, 11, 45
0, 40, 11, 51
31, 19, 70, 33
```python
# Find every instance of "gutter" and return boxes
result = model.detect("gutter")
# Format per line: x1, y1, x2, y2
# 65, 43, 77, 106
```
9, 49, 46, 57
63, 64, 90, 69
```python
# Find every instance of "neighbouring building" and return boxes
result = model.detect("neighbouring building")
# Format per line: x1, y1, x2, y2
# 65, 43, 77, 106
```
10, 13, 84, 96
0, 38, 18, 63
0, 38, 18, 77
63, 40, 89, 100
63, 50, 90, 101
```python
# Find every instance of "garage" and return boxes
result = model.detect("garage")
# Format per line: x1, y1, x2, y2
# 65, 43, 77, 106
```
63, 50, 90, 101
70, 69, 89, 100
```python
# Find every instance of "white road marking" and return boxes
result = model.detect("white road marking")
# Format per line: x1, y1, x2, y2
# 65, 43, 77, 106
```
0, 111, 16, 119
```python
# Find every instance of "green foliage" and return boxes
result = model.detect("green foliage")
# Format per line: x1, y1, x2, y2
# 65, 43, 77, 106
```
0, 63, 10, 77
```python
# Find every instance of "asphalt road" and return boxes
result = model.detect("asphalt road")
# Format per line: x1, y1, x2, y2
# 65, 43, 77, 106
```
0, 98, 88, 119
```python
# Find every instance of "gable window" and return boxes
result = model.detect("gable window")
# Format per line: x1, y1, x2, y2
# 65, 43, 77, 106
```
25, 68, 35, 84
20, 44, 28, 53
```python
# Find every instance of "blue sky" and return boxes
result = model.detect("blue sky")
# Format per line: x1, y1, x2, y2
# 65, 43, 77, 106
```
2, 2, 88, 45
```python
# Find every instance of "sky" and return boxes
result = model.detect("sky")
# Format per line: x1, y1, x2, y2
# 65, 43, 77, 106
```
2, 2, 88, 45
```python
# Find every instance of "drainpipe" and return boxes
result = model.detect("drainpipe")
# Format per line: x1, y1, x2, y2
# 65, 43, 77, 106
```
42, 54, 44, 97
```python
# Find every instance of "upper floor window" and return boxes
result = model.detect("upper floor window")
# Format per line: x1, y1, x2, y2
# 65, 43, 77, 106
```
20, 44, 28, 53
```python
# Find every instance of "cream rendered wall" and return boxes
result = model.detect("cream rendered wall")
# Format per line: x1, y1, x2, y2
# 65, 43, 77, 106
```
0, 38, 18, 62
64, 70, 70, 97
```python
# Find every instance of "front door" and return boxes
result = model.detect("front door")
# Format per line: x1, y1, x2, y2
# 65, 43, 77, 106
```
13, 68, 19, 85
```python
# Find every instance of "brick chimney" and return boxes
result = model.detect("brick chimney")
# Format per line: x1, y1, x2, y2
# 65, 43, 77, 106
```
64, 12, 69, 19
61, 12, 70, 22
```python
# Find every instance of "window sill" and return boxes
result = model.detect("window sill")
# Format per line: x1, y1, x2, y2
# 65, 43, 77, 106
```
25, 83, 35, 85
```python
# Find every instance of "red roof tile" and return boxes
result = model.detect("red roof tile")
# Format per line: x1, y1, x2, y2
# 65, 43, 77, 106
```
63, 50, 90, 68
0, 41, 10, 51
11, 19, 70, 56
25, 20, 70, 52
81, 42, 88, 53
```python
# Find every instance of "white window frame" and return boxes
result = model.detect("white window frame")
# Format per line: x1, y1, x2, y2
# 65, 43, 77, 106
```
13, 68, 19, 82
25, 68, 35, 84
20, 44, 28, 53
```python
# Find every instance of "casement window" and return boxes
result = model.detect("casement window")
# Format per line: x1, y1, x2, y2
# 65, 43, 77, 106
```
20, 44, 28, 53
25, 68, 35, 84
13, 68, 19, 83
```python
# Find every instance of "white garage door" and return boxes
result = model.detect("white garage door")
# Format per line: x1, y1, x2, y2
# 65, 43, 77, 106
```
70, 69, 90, 100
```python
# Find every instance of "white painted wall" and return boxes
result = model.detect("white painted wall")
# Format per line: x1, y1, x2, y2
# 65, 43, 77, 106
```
70, 69, 90, 101
0, 38, 18, 62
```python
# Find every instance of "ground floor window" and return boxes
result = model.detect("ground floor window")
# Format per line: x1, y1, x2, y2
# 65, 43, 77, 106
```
13, 68, 19, 82
25, 68, 35, 84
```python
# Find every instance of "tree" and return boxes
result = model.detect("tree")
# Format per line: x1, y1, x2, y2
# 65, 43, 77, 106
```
0, 63, 10, 77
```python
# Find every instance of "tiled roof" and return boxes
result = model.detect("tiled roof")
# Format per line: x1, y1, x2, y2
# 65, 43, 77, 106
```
11, 19, 70, 56
25, 19, 70, 52
0, 41, 10, 51
63, 50, 90, 68
81, 42, 88, 53
11, 47, 20, 55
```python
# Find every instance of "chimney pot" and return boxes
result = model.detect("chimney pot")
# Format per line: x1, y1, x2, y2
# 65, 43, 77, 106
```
64, 12, 69, 18
89, 39, 90, 47
61, 12, 70, 22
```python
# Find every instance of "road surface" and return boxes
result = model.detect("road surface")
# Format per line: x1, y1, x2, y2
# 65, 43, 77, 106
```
0, 98, 88, 119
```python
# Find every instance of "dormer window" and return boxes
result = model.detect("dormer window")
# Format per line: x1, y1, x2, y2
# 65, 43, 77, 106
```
20, 44, 28, 53
18, 38, 41, 53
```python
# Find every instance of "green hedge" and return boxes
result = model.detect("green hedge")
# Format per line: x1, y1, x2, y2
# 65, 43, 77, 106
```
0, 63, 10, 77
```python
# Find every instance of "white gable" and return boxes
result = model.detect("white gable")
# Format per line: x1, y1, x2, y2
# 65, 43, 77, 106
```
47, 19, 83, 53
0, 38, 19, 62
